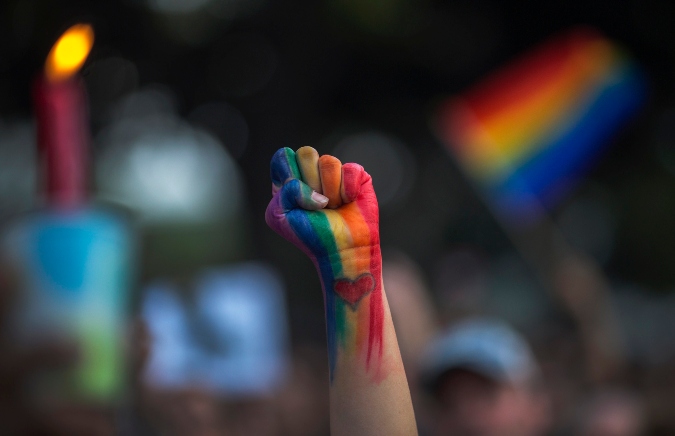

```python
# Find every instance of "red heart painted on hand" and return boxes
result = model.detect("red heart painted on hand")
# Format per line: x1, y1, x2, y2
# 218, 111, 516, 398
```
334, 273, 375, 309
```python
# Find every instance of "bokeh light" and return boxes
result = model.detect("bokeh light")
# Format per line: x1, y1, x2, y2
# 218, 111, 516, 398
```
96, 88, 242, 224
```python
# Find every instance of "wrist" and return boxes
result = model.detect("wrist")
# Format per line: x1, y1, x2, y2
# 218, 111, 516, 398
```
314, 245, 382, 281
314, 244, 385, 381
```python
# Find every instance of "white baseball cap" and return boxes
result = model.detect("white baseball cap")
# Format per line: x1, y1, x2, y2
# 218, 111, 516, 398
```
420, 317, 540, 390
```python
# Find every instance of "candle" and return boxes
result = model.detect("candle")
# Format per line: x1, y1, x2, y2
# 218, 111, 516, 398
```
33, 24, 94, 208
5, 23, 134, 402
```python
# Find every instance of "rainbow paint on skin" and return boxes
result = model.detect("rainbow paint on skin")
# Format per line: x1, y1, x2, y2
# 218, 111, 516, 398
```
436, 27, 647, 223
266, 147, 384, 381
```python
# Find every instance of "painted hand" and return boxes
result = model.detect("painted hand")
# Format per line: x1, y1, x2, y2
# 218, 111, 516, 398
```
265, 146, 381, 283
265, 146, 384, 378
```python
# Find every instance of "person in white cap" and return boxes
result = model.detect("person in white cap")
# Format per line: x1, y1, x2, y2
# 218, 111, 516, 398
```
420, 318, 552, 436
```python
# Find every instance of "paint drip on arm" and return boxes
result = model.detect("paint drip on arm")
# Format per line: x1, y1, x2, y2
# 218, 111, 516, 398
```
265, 146, 385, 382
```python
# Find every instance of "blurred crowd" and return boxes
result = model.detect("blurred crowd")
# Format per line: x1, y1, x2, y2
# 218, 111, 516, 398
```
1, 249, 673, 435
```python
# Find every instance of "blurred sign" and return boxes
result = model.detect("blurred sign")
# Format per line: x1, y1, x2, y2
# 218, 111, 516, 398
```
3, 208, 133, 401
142, 262, 290, 396
435, 27, 647, 225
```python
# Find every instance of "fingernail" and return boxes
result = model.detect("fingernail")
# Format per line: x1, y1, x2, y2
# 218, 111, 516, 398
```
311, 191, 329, 204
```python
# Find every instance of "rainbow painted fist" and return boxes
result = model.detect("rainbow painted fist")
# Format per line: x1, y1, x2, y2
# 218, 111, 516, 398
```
265, 146, 384, 378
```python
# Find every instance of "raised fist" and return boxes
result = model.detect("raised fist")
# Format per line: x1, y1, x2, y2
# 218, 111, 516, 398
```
265, 146, 384, 377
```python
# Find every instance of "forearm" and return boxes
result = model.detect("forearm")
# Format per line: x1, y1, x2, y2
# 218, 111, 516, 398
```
316, 247, 417, 436
265, 146, 416, 435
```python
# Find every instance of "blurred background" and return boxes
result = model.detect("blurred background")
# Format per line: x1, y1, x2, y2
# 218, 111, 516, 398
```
2, 0, 675, 435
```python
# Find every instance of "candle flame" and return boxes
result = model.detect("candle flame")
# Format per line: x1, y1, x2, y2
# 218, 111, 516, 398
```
45, 24, 94, 82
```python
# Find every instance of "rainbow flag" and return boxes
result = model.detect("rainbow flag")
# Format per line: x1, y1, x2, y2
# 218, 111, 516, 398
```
435, 27, 647, 224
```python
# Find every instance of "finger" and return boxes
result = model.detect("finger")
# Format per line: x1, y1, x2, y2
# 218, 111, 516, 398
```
270, 147, 302, 188
340, 163, 366, 203
296, 146, 322, 193
319, 155, 342, 209
280, 179, 328, 212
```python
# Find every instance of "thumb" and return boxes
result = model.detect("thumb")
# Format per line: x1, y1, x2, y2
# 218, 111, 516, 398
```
266, 178, 328, 232
280, 178, 329, 212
